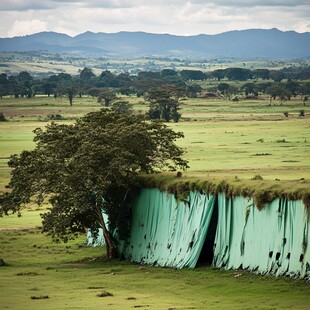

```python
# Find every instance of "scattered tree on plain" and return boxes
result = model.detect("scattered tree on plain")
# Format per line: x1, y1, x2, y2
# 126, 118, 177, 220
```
97, 88, 117, 106
146, 87, 182, 122
0, 109, 188, 258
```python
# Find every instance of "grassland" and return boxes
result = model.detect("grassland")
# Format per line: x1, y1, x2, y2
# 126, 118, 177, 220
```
1, 217, 310, 309
1, 95, 310, 187
1, 94, 310, 309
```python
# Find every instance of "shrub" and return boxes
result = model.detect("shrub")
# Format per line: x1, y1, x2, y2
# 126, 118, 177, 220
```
299, 110, 305, 117
97, 291, 113, 297
47, 114, 62, 120
0, 112, 7, 122
176, 171, 183, 178
283, 111, 289, 117
251, 175, 263, 181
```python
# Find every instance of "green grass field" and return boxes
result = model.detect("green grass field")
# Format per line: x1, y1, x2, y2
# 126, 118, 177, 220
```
1, 95, 309, 187
1, 94, 310, 309
1, 223, 310, 309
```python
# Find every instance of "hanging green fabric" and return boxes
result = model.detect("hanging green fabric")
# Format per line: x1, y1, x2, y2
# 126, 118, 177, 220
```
213, 193, 253, 269
85, 188, 309, 279
85, 212, 109, 246
213, 194, 310, 279
121, 188, 215, 268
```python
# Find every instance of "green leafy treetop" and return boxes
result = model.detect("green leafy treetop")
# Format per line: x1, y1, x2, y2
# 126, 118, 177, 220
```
0, 110, 188, 258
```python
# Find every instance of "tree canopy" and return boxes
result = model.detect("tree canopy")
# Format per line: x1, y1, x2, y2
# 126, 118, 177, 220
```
146, 86, 182, 122
0, 109, 188, 258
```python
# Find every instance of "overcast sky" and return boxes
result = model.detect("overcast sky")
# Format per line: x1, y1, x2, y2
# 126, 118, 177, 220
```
1, 1, 309, 38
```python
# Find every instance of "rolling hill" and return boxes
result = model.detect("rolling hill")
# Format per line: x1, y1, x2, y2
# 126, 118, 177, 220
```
0, 28, 309, 59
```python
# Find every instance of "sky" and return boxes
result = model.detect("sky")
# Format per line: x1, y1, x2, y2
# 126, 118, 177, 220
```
0, 1, 309, 38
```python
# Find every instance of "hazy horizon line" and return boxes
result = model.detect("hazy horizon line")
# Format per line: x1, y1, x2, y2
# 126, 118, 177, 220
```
2, 27, 309, 39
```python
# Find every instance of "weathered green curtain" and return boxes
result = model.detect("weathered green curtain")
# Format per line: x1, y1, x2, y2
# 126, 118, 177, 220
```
121, 188, 215, 268
213, 193, 310, 279
86, 189, 309, 278
86, 212, 109, 246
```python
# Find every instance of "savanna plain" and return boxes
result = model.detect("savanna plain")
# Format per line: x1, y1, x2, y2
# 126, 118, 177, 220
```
1, 88, 310, 309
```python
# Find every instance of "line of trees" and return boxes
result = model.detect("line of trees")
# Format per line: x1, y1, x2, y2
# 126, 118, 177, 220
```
1, 66, 310, 100
1, 67, 309, 117
211, 80, 310, 105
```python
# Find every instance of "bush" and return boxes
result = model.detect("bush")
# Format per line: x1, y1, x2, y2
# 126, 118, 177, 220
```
251, 175, 263, 181
97, 291, 113, 297
47, 114, 62, 120
299, 110, 305, 117
0, 112, 7, 122
283, 111, 289, 117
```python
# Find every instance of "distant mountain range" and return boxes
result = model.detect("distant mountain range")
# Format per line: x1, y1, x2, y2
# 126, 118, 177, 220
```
0, 28, 309, 59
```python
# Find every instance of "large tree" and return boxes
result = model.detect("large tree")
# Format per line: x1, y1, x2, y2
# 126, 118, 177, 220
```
0, 110, 188, 258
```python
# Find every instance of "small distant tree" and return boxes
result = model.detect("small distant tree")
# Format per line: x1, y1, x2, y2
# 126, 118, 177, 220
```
42, 82, 56, 97
241, 82, 258, 97
80, 67, 95, 80
270, 71, 285, 82
217, 83, 230, 98
111, 100, 133, 114
211, 69, 225, 81
300, 82, 310, 106
265, 83, 288, 104
146, 87, 181, 122
98, 89, 117, 107
0, 73, 9, 99
186, 84, 203, 98
99, 70, 118, 87
252, 69, 270, 80
303, 95, 309, 107
57, 82, 77, 106
180, 70, 205, 81
225, 68, 252, 81
285, 80, 300, 99
8, 76, 20, 98
161, 69, 178, 77
0, 112, 7, 121
16, 71, 33, 98
87, 87, 101, 98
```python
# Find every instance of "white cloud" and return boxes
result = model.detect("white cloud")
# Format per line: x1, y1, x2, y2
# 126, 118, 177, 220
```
0, 0, 52, 11
0, 1, 309, 37
293, 21, 310, 33
8, 19, 48, 37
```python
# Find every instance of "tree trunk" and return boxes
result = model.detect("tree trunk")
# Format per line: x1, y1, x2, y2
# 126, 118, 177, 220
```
105, 98, 110, 107
96, 208, 118, 259
69, 95, 73, 106
102, 223, 118, 259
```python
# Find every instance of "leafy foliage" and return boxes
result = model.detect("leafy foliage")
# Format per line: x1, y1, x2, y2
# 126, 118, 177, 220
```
97, 88, 117, 106
110, 100, 133, 114
0, 109, 188, 257
146, 87, 182, 122
0, 112, 7, 122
